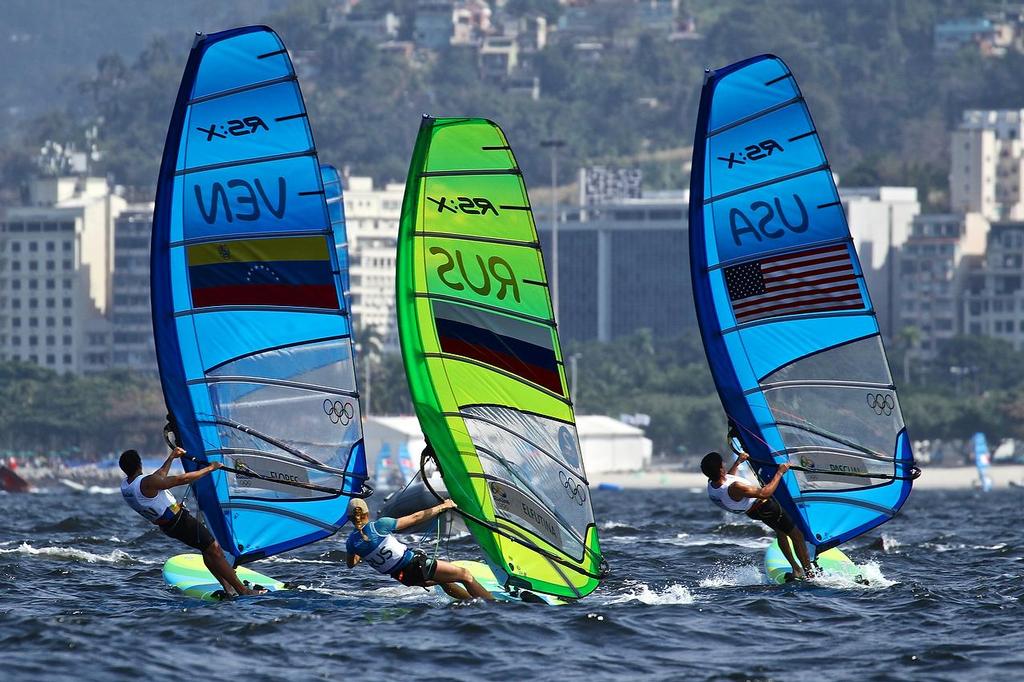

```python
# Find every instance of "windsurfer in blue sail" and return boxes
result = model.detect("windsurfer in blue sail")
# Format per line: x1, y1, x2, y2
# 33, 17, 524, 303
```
701, 449, 814, 581
119, 446, 264, 596
344, 498, 495, 601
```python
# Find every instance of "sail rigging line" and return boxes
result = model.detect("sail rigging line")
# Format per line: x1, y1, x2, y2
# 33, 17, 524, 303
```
418, 449, 607, 582
179, 454, 372, 497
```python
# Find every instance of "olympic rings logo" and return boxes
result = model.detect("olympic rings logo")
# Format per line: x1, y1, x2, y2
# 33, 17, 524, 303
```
559, 470, 586, 506
323, 398, 355, 425
866, 392, 895, 416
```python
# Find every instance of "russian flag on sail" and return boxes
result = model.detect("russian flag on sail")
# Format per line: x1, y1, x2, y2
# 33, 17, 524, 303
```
187, 236, 339, 309
724, 243, 865, 323
432, 300, 563, 395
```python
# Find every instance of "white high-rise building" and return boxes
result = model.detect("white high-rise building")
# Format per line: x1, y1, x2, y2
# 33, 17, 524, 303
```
110, 205, 157, 372
898, 212, 989, 358
343, 176, 405, 350
840, 186, 920, 336
950, 109, 1024, 221
0, 177, 125, 373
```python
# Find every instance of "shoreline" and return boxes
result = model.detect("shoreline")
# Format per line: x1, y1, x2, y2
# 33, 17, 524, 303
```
590, 465, 1024, 491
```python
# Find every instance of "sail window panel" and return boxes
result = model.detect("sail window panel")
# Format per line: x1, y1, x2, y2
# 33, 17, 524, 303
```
471, 438, 589, 561
191, 31, 292, 101
708, 58, 799, 132
782, 444, 894, 492
183, 81, 310, 170
419, 174, 535, 242
223, 451, 343, 501
207, 337, 356, 393
463, 405, 587, 479
208, 380, 361, 470
761, 336, 893, 387
766, 384, 904, 461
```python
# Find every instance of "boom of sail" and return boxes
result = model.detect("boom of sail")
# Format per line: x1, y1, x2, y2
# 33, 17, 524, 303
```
689, 55, 917, 553
152, 26, 369, 564
396, 116, 605, 600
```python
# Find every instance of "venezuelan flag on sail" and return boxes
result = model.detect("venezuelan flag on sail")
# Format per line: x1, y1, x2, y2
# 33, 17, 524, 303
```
187, 236, 339, 309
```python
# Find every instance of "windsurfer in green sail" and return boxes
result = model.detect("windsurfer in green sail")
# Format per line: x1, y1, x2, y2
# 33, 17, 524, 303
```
119, 446, 265, 596
344, 498, 495, 601
701, 448, 814, 581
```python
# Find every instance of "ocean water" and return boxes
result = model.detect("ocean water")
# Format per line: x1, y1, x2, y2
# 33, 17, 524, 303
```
0, 486, 1021, 681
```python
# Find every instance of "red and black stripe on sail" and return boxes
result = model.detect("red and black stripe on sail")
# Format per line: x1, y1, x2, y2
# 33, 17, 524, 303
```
432, 300, 563, 396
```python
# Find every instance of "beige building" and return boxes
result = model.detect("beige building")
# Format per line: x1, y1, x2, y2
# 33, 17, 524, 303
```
109, 204, 157, 372
0, 177, 125, 373
343, 176, 404, 350
950, 109, 1024, 221
962, 220, 1024, 348
898, 213, 989, 358
840, 186, 920, 336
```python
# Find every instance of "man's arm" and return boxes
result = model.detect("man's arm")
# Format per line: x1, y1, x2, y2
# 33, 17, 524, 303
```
142, 460, 223, 495
727, 451, 749, 476
395, 499, 456, 532
728, 463, 791, 502
153, 447, 185, 478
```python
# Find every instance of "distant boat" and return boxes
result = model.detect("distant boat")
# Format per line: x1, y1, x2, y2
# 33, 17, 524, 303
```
0, 465, 31, 493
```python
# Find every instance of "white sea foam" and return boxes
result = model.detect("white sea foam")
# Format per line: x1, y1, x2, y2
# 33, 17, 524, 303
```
264, 556, 337, 565
606, 580, 695, 605
880, 534, 901, 552
0, 542, 155, 565
599, 520, 632, 530
810, 560, 897, 589
698, 563, 764, 588
657, 533, 770, 550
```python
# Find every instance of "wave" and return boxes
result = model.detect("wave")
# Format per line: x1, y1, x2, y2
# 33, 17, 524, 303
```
656, 533, 770, 550
605, 580, 695, 605
0, 542, 155, 565
698, 563, 765, 588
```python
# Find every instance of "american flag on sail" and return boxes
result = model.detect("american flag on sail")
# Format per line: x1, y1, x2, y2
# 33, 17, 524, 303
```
724, 243, 865, 323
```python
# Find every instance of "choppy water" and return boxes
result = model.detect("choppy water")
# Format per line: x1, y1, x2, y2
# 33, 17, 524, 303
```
1, 486, 1021, 681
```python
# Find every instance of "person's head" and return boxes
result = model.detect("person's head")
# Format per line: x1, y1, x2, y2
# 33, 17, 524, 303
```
119, 449, 142, 477
701, 451, 724, 481
347, 498, 370, 541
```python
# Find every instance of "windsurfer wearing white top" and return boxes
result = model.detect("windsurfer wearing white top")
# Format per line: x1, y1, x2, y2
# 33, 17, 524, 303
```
119, 446, 264, 597
344, 498, 494, 601
701, 450, 814, 581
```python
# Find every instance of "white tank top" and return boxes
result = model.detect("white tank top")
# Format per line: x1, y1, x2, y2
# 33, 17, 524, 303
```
363, 533, 408, 574
707, 474, 754, 513
121, 476, 179, 525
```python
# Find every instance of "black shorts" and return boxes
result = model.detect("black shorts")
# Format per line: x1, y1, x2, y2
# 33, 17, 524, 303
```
160, 509, 215, 552
746, 498, 796, 534
391, 553, 437, 588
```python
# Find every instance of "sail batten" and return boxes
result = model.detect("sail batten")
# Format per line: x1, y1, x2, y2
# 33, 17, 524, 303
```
397, 117, 604, 599
690, 54, 916, 553
152, 26, 368, 565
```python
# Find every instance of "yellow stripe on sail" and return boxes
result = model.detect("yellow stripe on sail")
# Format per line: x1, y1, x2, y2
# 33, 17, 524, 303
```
187, 236, 331, 266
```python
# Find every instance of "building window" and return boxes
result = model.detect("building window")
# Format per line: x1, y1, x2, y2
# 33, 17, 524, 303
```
62, 241, 72, 252
46, 354, 55, 365
12, 243, 20, 253
12, 318, 20, 328
12, 336, 21, 346
45, 335, 54, 346
63, 279, 72, 290
46, 279, 55, 290
46, 317, 54, 327
46, 242, 55, 252
63, 354, 72, 364
11, 261, 20, 271
62, 259, 72, 269
46, 298, 55, 309
62, 316, 71, 326
62, 297, 71, 308
28, 317, 38, 328
46, 260, 55, 271
29, 243, 37, 252
63, 335, 71, 345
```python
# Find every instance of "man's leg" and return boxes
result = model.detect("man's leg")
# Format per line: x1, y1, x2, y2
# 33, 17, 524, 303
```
787, 527, 814, 573
201, 549, 235, 594
202, 541, 259, 596
775, 530, 805, 578
431, 560, 495, 600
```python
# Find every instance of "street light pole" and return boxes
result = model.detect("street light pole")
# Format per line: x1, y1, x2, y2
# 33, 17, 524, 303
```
569, 353, 581, 402
540, 139, 566, 322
